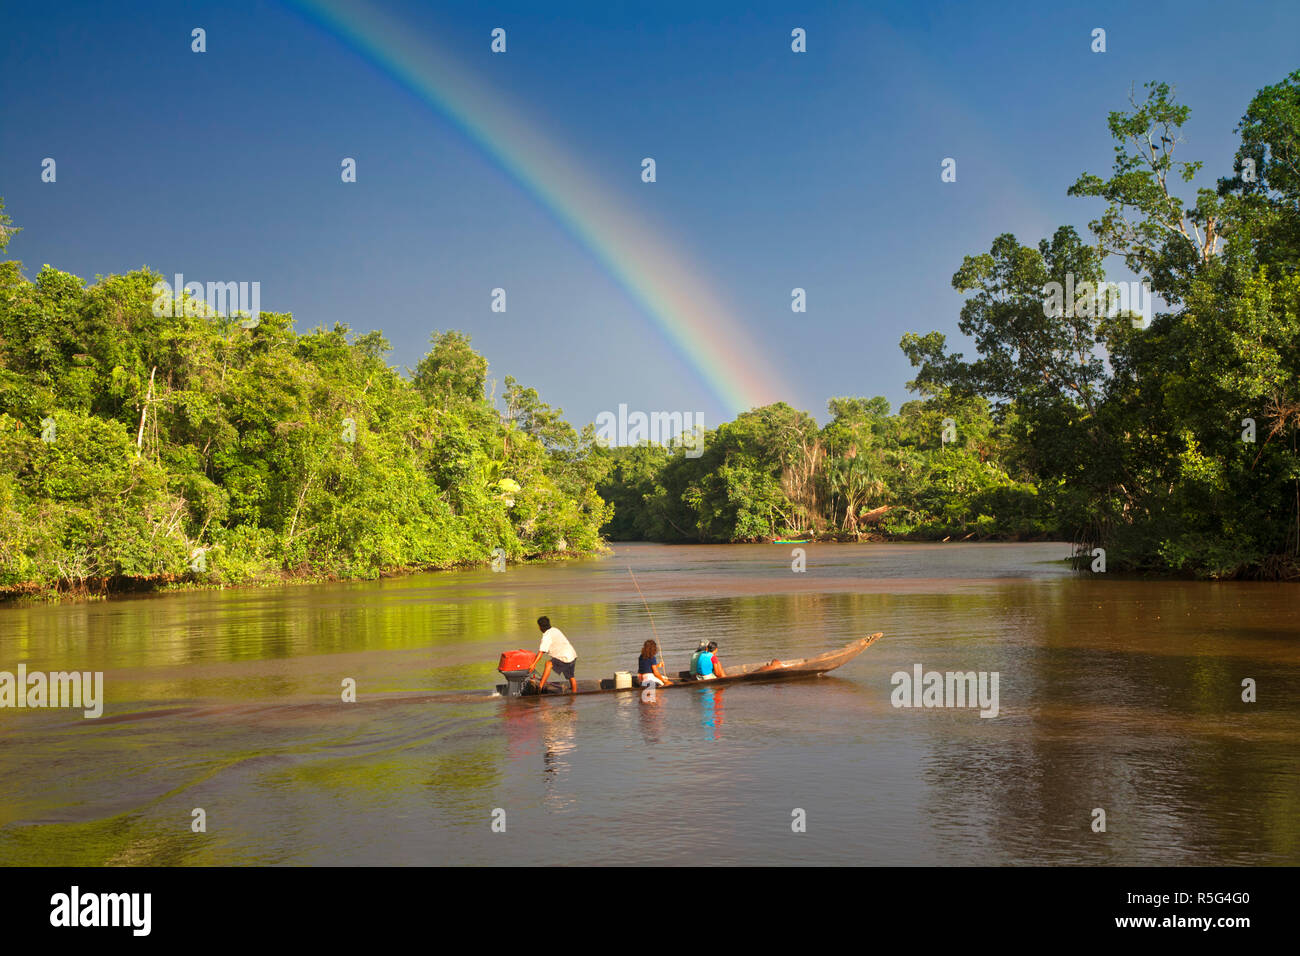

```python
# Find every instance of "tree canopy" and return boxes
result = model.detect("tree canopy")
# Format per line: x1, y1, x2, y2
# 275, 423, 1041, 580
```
0, 261, 610, 596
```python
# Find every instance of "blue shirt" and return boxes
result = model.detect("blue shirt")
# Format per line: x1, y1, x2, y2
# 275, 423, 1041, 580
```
697, 651, 714, 676
638, 655, 657, 674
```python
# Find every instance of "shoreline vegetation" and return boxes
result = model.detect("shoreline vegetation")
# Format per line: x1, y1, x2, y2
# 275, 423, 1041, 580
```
3, 72, 1299, 604
1, 208, 615, 603
0, 546, 597, 605
600, 74, 1300, 583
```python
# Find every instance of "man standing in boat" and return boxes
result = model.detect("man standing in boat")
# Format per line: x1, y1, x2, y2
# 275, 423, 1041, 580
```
531, 616, 578, 694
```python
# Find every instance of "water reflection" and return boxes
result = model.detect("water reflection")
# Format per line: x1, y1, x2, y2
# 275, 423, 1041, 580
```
637, 689, 666, 747
540, 702, 577, 775
698, 686, 726, 741
0, 542, 1296, 865
539, 701, 577, 812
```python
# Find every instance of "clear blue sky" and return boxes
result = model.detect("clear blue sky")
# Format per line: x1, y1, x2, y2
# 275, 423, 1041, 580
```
2, 0, 1297, 429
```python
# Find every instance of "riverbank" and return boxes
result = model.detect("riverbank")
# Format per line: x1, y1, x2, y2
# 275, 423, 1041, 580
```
0, 532, 1086, 606
11, 526, 1296, 607
0, 544, 607, 606
607, 530, 1300, 581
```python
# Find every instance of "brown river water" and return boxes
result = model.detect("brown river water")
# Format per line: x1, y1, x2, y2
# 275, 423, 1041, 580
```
1, 542, 1296, 866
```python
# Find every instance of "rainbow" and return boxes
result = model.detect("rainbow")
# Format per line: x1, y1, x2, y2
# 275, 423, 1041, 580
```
288, 0, 787, 414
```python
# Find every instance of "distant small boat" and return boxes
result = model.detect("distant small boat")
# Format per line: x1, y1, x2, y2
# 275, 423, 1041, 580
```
497, 633, 883, 698
774, 538, 810, 544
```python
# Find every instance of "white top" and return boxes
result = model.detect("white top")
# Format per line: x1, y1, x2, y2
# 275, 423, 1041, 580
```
538, 626, 577, 663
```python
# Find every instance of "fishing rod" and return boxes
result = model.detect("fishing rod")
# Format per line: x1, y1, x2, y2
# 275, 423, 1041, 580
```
626, 566, 666, 682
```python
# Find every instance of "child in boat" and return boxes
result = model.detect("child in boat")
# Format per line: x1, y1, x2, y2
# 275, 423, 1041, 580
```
638, 639, 673, 687
696, 641, 726, 680
688, 640, 709, 677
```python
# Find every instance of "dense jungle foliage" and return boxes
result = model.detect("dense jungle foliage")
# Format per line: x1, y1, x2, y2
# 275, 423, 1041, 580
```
3, 72, 1297, 594
0, 216, 611, 596
602, 73, 1300, 579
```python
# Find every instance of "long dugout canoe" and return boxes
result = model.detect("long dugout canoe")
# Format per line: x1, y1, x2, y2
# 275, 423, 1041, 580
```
498, 632, 884, 698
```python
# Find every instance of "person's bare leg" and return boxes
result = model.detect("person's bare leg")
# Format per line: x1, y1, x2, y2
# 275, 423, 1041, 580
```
569, 677, 578, 694
537, 660, 553, 692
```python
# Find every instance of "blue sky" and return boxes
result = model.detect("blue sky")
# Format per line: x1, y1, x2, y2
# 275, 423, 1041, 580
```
2, 0, 1297, 429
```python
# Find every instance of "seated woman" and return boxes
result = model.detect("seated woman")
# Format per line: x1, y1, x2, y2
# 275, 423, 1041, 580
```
637, 639, 674, 688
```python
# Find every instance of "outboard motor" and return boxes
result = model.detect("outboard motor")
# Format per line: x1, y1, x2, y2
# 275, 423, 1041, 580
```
498, 649, 537, 697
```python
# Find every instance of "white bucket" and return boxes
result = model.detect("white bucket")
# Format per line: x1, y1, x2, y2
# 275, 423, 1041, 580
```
614, 671, 632, 689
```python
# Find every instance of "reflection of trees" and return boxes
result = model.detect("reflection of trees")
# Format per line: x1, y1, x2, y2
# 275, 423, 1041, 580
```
918, 578, 1300, 864
424, 740, 504, 810
0, 812, 214, 866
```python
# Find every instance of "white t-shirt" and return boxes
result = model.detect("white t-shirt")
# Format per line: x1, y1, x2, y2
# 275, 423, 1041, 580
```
538, 626, 577, 663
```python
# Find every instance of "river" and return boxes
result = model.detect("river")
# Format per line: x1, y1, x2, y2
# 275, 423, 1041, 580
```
1, 542, 1296, 865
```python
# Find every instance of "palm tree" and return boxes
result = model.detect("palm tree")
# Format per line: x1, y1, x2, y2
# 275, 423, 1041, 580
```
829, 452, 886, 540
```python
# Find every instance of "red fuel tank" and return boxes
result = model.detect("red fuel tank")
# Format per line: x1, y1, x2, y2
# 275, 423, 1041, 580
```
498, 649, 536, 673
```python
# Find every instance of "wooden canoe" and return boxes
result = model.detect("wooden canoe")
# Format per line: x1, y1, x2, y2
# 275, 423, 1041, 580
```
498, 632, 883, 698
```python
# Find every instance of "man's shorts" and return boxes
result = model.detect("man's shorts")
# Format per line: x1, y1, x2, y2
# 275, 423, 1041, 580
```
551, 658, 576, 680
